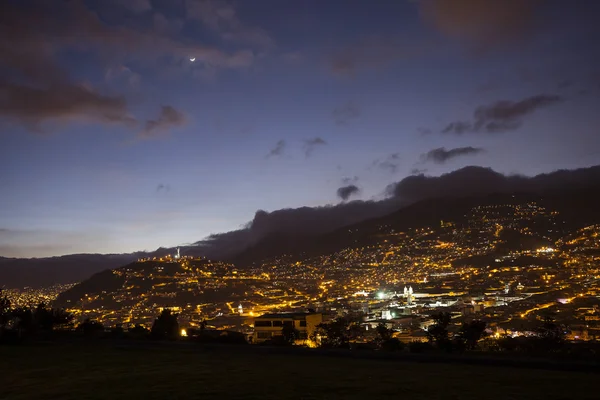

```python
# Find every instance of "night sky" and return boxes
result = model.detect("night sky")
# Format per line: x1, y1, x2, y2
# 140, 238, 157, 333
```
1, 0, 599, 258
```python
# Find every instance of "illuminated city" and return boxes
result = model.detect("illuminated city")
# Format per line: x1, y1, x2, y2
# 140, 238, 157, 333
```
3, 196, 587, 344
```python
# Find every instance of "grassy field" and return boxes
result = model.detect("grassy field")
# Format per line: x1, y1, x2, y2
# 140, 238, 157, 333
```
0, 343, 597, 400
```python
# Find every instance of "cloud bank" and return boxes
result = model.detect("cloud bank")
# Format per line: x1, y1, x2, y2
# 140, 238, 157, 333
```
194, 165, 600, 259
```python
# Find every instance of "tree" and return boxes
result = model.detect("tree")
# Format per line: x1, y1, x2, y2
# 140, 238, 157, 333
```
345, 312, 366, 342
51, 309, 75, 330
128, 324, 150, 338
536, 314, 566, 351
78, 318, 104, 337
0, 291, 11, 333
374, 323, 404, 352
32, 303, 73, 332
109, 324, 125, 338
427, 312, 452, 351
456, 320, 487, 350
375, 323, 393, 342
150, 309, 180, 340
11, 307, 34, 337
312, 317, 351, 348
280, 324, 300, 345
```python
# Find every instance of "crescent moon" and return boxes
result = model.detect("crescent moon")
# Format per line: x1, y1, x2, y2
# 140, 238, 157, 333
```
190, 57, 196, 62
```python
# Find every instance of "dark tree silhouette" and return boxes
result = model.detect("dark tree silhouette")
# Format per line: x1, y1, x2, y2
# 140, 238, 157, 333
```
375, 323, 393, 342
312, 317, 351, 348
374, 322, 391, 348
33, 303, 73, 332
456, 320, 487, 350
1, 303, 73, 339
78, 318, 105, 337
0, 291, 11, 334
374, 323, 404, 352
536, 313, 566, 351
128, 324, 150, 338
11, 307, 34, 337
110, 324, 125, 338
151, 309, 180, 340
427, 312, 452, 350
280, 324, 300, 345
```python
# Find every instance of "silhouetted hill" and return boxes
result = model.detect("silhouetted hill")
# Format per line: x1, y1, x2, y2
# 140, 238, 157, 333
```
0, 254, 139, 288
53, 258, 240, 309
230, 189, 600, 267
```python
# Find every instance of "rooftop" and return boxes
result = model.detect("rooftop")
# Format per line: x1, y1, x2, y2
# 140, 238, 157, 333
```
255, 312, 318, 319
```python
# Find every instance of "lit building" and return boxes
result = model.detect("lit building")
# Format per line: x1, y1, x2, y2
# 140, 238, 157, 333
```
403, 286, 414, 305
252, 312, 323, 344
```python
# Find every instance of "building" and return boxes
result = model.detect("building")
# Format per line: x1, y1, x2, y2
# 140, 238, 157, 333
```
252, 312, 323, 344
461, 303, 484, 316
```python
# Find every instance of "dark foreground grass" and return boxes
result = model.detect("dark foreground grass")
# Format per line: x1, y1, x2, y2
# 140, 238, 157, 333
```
0, 343, 596, 400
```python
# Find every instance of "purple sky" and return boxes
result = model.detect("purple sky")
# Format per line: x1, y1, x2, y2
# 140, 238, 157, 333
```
1, 0, 599, 257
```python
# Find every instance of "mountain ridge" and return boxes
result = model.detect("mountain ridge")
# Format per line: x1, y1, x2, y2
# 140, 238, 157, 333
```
3, 165, 600, 288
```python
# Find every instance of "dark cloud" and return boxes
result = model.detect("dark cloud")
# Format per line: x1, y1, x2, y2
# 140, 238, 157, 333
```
421, 146, 485, 164
0, 2, 138, 130
192, 165, 600, 259
410, 168, 428, 175
387, 165, 600, 203
475, 95, 562, 120
140, 106, 186, 138
333, 102, 360, 125
373, 153, 401, 173
420, 0, 544, 49
337, 185, 361, 201
442, 94, 563, 134
0, 0, 253, 131
0, 82, 136, 131
303, 137, 327, 157
441, 121, 473, 135
266, 140, 286, 158
194, 199, 401, 259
